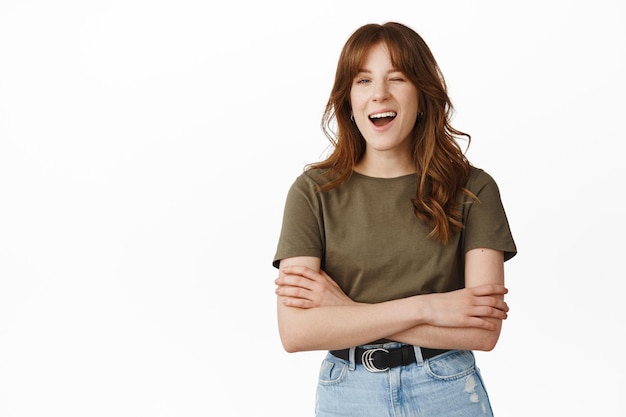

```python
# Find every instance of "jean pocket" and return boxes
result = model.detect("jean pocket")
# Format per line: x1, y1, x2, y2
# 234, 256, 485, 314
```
318, 355, 349, 385
424, 350, 476, 381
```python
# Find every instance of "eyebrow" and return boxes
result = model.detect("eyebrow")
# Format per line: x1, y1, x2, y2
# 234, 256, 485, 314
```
356, 68, 403, 74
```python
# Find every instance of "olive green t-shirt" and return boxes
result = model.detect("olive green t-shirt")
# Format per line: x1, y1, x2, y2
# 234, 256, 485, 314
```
273, 167, 516, 304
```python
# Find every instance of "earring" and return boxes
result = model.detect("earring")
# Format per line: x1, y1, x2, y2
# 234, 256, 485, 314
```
417, 111, 424, 118
350, 114, 355, 122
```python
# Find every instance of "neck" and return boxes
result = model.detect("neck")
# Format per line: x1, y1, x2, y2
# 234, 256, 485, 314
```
354, 152, 415, 178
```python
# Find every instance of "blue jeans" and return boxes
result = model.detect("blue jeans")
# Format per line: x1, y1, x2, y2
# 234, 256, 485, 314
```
315, 342, 494, 417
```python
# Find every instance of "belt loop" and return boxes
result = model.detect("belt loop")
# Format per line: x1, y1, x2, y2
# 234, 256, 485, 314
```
413, 345, 425, 366
348, 346, 356, 370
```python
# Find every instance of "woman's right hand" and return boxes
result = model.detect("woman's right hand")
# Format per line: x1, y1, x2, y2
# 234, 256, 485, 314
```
275, 264, 356, 309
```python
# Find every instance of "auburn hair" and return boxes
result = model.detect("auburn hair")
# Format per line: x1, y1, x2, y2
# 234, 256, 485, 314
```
308, 21, 476, 244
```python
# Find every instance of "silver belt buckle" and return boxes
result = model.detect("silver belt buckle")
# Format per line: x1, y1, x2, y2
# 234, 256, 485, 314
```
361, 348, 389, 372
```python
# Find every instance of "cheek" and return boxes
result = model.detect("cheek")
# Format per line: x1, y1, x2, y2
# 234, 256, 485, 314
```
352, 112, 372, 136
350, 90, 367, 111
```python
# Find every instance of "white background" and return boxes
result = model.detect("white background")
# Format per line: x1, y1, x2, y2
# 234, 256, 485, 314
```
1, 0, 624, 415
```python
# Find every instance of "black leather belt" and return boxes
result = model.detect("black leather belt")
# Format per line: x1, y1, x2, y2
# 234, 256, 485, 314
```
330, 345, 449, 372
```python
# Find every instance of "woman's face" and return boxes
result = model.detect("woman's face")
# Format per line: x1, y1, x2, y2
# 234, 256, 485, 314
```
350, 42, 419, 158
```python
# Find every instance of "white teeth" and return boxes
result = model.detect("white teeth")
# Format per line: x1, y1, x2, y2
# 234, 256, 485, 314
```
369, 111, 397, 119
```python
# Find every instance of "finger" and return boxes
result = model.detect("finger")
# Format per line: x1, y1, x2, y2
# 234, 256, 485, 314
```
467, 317, 499, 331
276, 273, 316, 288
275, 285, 313, 300
473, 305, 508, 320
280, 264, 315, 277
473, 296, 509, 312
280, 296, 315, 309
469, 284, 508, 296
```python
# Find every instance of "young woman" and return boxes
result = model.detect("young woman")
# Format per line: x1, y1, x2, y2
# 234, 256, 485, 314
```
273, 22, 517, 417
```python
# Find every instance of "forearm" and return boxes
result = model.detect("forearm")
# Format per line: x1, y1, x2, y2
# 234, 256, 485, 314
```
275, 251, 508, 353
277, 296, 424, 352
277, 289, 506, 352
387, 317, 503, 351
277, 256, 427, 352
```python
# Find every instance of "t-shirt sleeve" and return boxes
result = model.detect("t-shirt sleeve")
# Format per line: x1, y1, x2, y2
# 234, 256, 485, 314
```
272, 173, 325, 269
463, 170, 517, 261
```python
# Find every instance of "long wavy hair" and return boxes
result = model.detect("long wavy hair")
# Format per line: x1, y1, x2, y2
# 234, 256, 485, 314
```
308, 21, 475, 244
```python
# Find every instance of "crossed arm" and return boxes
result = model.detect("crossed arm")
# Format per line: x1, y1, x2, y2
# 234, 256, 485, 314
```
275, 248, 508, 353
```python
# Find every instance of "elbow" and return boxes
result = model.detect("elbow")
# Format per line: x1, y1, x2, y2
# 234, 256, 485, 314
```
279, 331, 299, 353
281, 341, 301, 354
279, 332, 308, 353
477, 335, 499, 352
278, 320, 310, 353
474, 322, 502, 352
277, 303, 316, 353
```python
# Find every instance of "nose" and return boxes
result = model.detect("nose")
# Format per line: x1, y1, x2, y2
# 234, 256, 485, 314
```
372, 81, 390, 102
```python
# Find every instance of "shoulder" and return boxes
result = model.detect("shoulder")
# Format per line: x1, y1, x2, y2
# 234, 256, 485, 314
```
284, 168, 332, 204
290, 167, 332, 190
466, 166, 501, 194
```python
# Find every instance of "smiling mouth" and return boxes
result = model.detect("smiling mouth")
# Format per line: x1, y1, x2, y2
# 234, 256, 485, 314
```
369, 111, 397, 127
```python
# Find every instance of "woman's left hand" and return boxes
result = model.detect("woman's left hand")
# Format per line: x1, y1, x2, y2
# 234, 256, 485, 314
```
275, 265, 355, 309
